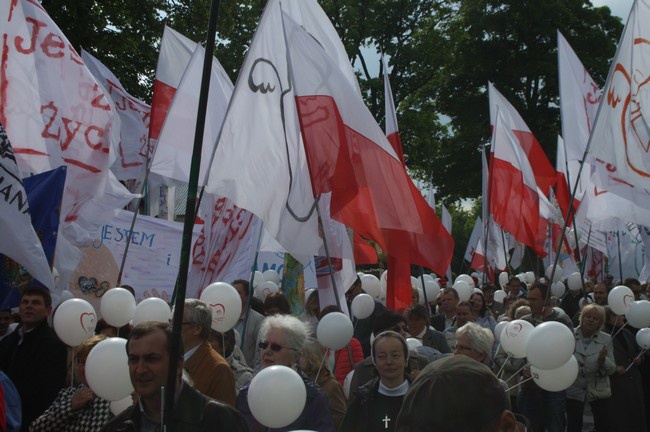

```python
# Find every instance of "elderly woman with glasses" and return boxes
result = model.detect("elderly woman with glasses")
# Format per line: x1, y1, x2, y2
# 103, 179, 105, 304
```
235, 314, 335, 432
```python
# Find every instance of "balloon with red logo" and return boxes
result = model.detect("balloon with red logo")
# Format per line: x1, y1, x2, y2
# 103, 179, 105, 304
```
500, 319, 534, 358
608, 285, 635, 316
200, 282, 242, 332
53, 298, 97, 346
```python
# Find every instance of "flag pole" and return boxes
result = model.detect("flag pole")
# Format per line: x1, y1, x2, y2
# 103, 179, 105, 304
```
617, 231, 624, 281
418, 266, 431, 319
164, 0, 221, 424
483, 106, 499, 285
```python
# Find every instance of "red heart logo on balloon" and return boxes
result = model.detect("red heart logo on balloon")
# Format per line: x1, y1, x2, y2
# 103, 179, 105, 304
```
210, 303, 226, 323
506, 323, 523, 338
623, 294, 634, 307
79, 312, 96, 333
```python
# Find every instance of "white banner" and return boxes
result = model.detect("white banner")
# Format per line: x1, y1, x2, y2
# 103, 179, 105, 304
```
69, 211, 199, 312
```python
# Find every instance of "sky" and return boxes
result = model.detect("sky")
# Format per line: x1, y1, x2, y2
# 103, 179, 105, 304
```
593, 0, 634, 19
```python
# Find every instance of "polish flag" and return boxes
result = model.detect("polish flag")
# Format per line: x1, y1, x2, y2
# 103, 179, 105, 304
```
284, 12, 453, 310
490, 110, 547, 257
555, 135, 583, 221
488, 83, 556, 195
149, 26, 196, 141
353, 233, 378, 265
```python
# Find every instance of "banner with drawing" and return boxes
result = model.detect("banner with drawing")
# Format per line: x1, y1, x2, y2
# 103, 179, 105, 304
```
69, 210, 200, 312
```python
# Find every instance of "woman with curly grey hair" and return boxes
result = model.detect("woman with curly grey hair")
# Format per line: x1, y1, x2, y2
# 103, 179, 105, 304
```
235, 314, 335, 431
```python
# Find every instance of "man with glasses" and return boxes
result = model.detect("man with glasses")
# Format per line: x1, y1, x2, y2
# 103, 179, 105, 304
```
179, 299, 236, 406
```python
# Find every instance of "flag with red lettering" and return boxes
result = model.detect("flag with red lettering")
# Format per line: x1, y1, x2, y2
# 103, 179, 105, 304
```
284, 12, 453, 310
0, 122, 54, 290
82, 50, 151, 182
488, 83, 556, 195
0, 0, 135, 249
188, 194, 260, 298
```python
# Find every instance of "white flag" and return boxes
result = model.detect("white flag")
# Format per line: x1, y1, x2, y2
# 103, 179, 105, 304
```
203, 0, 360, 261
82, 50, 152, 182
0, 124, 54, 288
558, 31, 602, 162
151, 45, 233, 185
0, 0, 135, 247
588, 0, 650, 192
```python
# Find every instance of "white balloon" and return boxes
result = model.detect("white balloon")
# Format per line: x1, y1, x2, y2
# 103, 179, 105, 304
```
110, 396, 133, 416
455, 274, 475, 288
423, 280, 441, 303
411, 276, 420, 290
498, 272, 509, 287
200, 282, 243, 332
248, 365, 306, 428
101, 288, 136, 327
608, 285, 635, 316
545, 265, 563, 283
406, 338, 423, 351
567, 272, 582, 292
635, 328, 650, 350
361, 274, 381, 299
526, 321, 575, 370
500, 319, 535, 358
494, 321, 508, 342
253, 271, 264, 288
317, 312, 353, 350
351, 294, 375, 320
452, 281, 473, 302
255, 280, 280, 302
494, 289, 507, 304
551, 281, 566, 298
422, 274, 434, 283
263, 269, 281, 285
531, 355, 579, 392
85, 338, 134, 401
625, 301, 650, 329
53, 299, 97, 346
132, 298, 171, 325
524, 271, 535, 284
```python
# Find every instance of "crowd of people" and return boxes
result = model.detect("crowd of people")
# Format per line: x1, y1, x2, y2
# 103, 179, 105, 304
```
0, 273, 648, 432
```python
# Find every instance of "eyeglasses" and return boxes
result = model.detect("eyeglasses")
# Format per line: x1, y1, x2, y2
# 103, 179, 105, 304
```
258, 341, 296, 352
391, 324, 409, 333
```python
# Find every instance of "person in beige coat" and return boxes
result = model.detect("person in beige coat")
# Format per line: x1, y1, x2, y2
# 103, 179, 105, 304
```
180, 299, 237, 406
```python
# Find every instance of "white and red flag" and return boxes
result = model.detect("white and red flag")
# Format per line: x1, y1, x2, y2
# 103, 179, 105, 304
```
82, 50, 151, 182
588, 0, 650, 197
0, 0, 134, 249
489, 109, 547, 257
464, 216, 483, 263
203, 0, 362, 261
283, 11, 453, 310
557, 31, 602, 162
488, 83, 556, 195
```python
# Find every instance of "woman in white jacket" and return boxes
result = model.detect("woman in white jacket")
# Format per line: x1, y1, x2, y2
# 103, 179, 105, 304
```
566, 304, 616, 432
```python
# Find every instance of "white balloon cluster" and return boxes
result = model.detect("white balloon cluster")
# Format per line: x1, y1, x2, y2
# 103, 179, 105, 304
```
497, 319, 577, 391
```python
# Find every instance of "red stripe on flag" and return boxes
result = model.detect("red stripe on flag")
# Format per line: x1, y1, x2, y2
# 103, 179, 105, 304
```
149, 79, 177, 140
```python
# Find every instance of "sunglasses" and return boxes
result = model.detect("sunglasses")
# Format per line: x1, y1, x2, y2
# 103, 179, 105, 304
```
258, 341, 296, 352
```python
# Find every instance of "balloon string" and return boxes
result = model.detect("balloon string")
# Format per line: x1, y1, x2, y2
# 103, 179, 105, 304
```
315, 349, 328, 383
71, 350, 75, 388
495, 352, 510, 379
624, 349, 647, 373
607, 322, 628, 346
505, 375, 533, 392
504, 362, 530, 384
